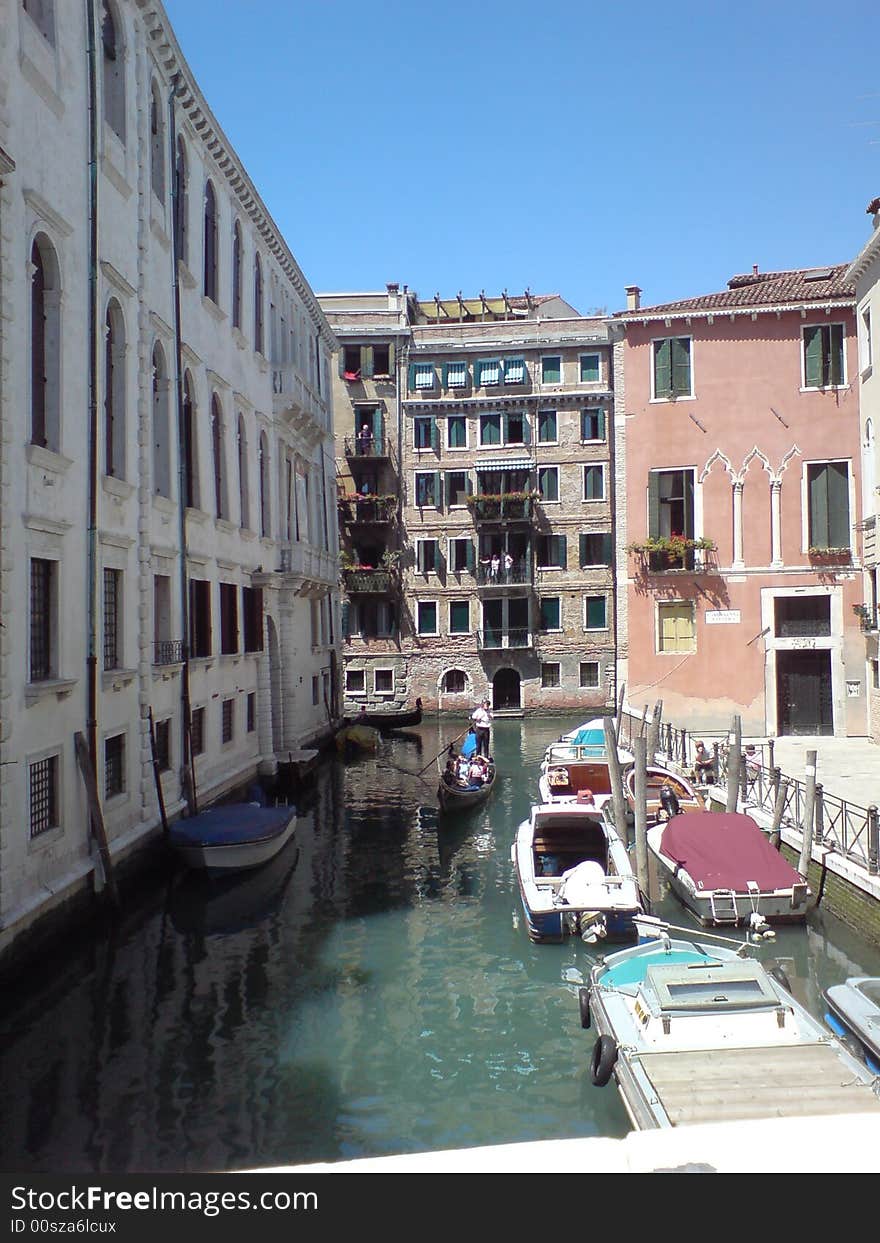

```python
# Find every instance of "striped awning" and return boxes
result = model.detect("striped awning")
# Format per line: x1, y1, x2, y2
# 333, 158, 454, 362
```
475, 459, 533, 471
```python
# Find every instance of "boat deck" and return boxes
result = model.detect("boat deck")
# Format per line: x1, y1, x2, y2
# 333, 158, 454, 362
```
634, 1044, 880, 1127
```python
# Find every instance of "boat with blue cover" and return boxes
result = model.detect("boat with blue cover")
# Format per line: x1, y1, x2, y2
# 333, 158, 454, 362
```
580, 920, 880, 1131
823, 978, 880, 1074
168, 802, 297, 873
511, 801, 642, 944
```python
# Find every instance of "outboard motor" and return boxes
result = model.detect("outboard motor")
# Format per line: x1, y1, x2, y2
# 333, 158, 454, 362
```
659, 782, 680, 819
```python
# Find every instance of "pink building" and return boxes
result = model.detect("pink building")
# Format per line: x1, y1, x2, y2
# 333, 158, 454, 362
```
615, 266, 864, 737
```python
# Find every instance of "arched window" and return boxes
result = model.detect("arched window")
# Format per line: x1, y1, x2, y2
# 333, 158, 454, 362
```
152, 342, 172, 498
30, 234, 61, 451
211, 394, 227, 519
259, 431, 270, 538
173, 136, 188, 265
150, 79, 165, 202
238, 415, 249, 530
101, 1, 125, 143
203, 179, 218, 302
232, 221, 242, 331
104, 299, 126, 478
183, 371, 199, 509
253, 253, 264, 355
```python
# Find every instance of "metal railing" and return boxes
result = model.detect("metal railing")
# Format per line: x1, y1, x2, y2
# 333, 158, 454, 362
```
477, 628, 531, 649
475, 562, 532, 586
153, 639, 185, 665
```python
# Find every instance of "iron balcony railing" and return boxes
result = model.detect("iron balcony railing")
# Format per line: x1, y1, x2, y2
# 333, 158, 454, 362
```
468, 495, 534, 522
343, 434, 393, 462
477, 628, 532, 650
154, 639, 185, 665
344, 568, 395, 595
475, 561, 532, 587
339, 495, 397, 525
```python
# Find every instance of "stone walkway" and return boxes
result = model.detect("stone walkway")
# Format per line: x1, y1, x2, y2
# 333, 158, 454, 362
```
755, 735, 880, 812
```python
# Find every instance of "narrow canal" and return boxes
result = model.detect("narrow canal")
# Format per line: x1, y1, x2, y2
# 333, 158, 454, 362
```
3, 716, 880, 1173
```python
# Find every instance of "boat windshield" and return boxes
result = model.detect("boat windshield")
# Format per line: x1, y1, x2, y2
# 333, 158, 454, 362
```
647, 963, 778, 1012
856, 980, 880, 1007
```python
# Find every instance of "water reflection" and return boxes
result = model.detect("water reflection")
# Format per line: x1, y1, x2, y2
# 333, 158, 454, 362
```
1, 715, 879, 1172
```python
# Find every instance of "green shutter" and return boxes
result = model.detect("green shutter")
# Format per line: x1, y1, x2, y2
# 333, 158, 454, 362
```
683, 470, 695, 538
828, 462, 850, 547
441, 362, 448, 388
466, 540, 475, 571
654, 339, 671, 396
372, 406, 383, 444
579, 533, 588, 568
671, 338, 691, 395
361, 346, 374, 378
601, 532, 612, 565
434, 471, 441, 508
829, 324, 844, 385
648, 472, 661, 538
430, 418, 439, 450
557, 534, 567, 569
804, 326, 823, 388
597, 408, 606, 440
809, 465, 828, 547
408, 362, 417, 391
340, 601, 349, 636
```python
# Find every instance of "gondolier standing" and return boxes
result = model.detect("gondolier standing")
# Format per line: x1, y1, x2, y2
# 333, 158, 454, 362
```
471, 699, 492, 757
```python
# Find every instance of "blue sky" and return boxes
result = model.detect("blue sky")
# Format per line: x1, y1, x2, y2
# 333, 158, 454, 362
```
163, 0, 880, 315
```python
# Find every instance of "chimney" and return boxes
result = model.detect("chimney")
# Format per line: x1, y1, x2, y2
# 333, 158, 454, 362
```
752, 264, 759, 276
625, 285, 641, 312
386, 281, 400, 309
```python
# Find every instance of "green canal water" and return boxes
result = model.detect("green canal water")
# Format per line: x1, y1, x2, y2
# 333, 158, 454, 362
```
2, 715, 880, 1172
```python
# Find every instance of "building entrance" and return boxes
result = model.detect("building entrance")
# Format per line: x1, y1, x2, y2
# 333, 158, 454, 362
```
776, 649, 833, 735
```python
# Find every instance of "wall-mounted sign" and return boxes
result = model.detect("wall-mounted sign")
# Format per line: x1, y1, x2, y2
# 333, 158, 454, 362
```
847, 681, 862, 698
704, 610, 741, 625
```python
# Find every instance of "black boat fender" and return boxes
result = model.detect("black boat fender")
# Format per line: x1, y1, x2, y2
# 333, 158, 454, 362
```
590, 1034, 617, 1086
769, 965, 791, 994
578, 987, 591, 1029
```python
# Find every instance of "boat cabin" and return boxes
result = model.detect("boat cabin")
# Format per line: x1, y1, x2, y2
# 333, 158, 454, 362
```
544, 762, 613, 799
533, 810, 610, 881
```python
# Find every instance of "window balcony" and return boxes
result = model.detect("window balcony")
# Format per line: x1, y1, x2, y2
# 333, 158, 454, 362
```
272, 366, 329, 437
477, 628, 532, 650
467, 492, 536, 523
343, 567, 395, 595
627, 536, 717, 573
854, 604, 878, 633
338, 493, 397, 526
343, 434, 394, 463
153, 639, 185, 666
475, 561, 533, 588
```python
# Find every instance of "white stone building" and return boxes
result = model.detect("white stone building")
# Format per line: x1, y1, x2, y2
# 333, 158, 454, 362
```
0, 0, 340, 959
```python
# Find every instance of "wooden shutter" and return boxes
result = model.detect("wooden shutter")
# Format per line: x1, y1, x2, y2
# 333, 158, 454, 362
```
434, 471, 442, 508
600, 532, 612, 565
654, 339, 671, 396
372, 406, 383, 444
579, 533, 588, 568
361, 346, 374, 378
466, 540, 475, 572
430, 417, 440, 451
672, 338, 691, 395
804, 326, 823, 388
556, 534, 567, 569
683, 469, 695, 538
408, 362, 417, 392
829, 324, 844, 385
648, 472, 661, 538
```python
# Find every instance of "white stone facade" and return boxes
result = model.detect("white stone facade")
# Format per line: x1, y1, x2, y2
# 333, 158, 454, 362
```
0, 1, 340, 957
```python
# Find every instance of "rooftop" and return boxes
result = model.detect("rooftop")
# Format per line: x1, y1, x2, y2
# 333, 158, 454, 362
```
617, 265, 855, 318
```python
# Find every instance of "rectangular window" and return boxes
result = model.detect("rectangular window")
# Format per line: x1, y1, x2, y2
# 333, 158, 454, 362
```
861, 307, 873, 372
417, 601, 437, 635
542, 356, 562, 384
541, 662, 561, 689
652, 336, 692, 399
373, 343, 391, 377
583, 464, 605, 500
343, 345, 361, 379
540, 597, 561, 631
580, 532, 613, 566
449, 600, 469, 634
414, 472, 439, 507
221, 698, 235, 743
242, 586, 264, 652
449, 537, 473, 573
579, 661, 600, 689
155, 718, 171, 772
190, 706, 205, 756
414, 416, 434, 449
247, 692, 256, 732
103, 568, 121, 671
446, 471, 469, 507
803, 323, 845, 388
412, 362, 435, 391
538, 466, 559, 502
447, 415, 467, 449
579, 353, 600, 383
584, 595, 607, 630
374, 668, 394, 694
657, 601, 696, 652
189, 579, 212, 658
29, 754, 59, 838
446, 360, 468, 389
346, 669, 366, 695
538, 409, 557, 443
104, 733, 125, 799
807, 461, 851, 550
581, 408, 606, 442
416, 539, 438, 573
505, 412, 526, 444
220, 583, 239, 654
30, 558, 55, 682
537, 534, 566, 569
648, 469, 695, 568
476, 359, 501, 386
503, 357, 526, 385
479, 414, 501, 445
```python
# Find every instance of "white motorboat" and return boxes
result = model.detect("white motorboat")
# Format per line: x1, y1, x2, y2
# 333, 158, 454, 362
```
823, 978, 880, 1074
511, 801, 642, 944
539, 719, 633, 806
168, 803, 297, 873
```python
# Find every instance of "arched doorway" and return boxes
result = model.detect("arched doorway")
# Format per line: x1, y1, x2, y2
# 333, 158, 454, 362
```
492, 667, 521, 710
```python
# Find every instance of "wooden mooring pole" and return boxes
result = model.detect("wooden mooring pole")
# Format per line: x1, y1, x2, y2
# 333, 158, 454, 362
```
604, 716, 630, 847
798, 749, 818, 878
725, 715, 742, 814
632, 735, 651, 910
74, 731, 120, 908
769, 767, 786, 850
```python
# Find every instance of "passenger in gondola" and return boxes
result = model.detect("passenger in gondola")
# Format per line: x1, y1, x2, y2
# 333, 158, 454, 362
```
468, 757, 485, 786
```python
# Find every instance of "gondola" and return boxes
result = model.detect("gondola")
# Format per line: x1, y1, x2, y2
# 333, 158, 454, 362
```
437, 758, 497, 813
352, 698, 423, 732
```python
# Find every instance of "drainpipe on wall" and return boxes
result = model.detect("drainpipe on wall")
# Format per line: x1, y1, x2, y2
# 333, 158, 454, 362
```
168, 75, 196, 816
607, 326, 619, 712
85, 0, 100, 776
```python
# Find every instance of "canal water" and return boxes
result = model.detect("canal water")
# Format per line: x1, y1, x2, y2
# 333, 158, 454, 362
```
3, 715, 880, 1173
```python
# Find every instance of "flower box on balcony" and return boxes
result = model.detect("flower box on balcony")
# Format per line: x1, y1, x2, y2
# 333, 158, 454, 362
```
809, 547, 852, 565
343, 568, 393, 594
627, 535, 716, 572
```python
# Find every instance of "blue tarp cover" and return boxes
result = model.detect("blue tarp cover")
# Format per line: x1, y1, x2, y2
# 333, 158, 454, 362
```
461, 731, 478, 758
169, 804, 294, 848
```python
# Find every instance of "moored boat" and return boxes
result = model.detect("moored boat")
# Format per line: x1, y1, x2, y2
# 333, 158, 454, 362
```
511, 801, 642, 944
646, 810, 810, 926
168, 803, 297, 873
354, 698, 423, 731
581, 924, 880, 1131
624, 764, 705, 822
539, 719, 633, 805
335, 722, 380, 756
823, 978, 880, 1074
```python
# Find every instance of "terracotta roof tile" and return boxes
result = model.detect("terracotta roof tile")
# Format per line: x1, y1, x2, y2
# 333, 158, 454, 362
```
616, 265, 855, 317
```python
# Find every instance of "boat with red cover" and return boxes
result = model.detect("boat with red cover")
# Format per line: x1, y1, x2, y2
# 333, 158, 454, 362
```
646, 811, 811, 926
